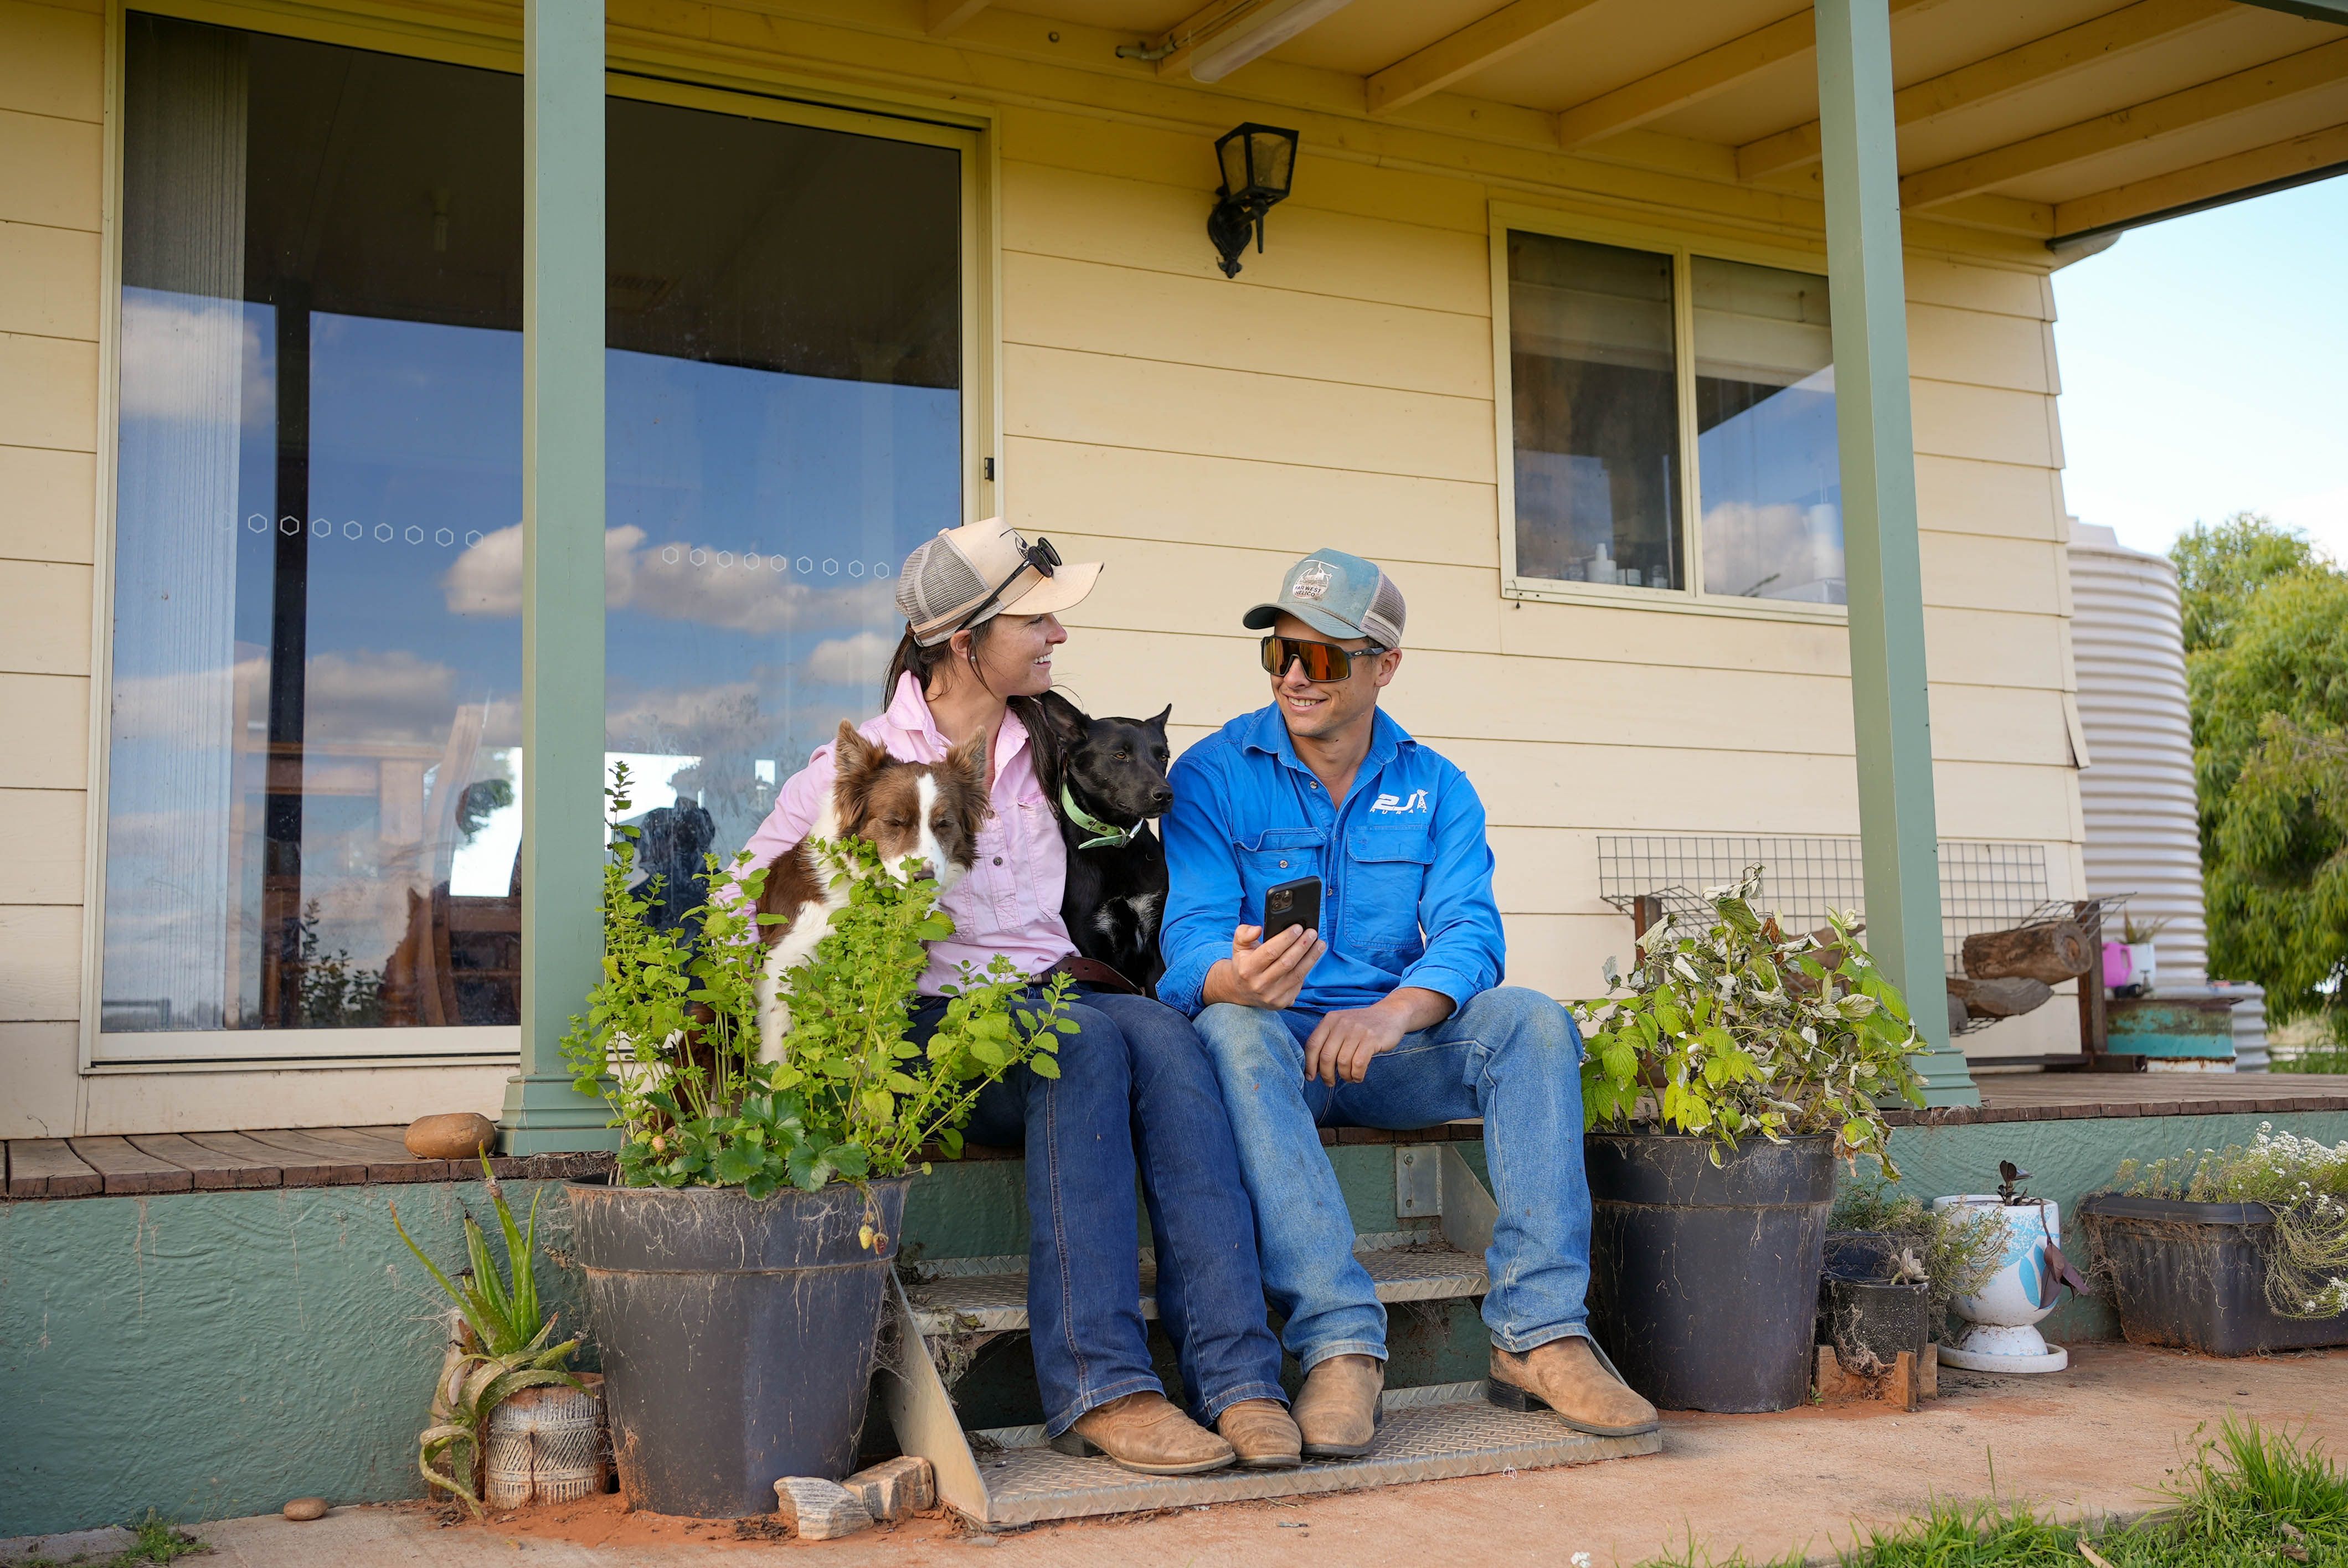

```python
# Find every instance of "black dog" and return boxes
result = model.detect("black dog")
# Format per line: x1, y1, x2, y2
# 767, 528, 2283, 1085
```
1036, 692, 1173, 995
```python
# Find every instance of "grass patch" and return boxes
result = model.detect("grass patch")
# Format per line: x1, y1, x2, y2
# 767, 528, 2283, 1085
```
17, 1513, 207, 1568
1640, 1419, 2347, 1566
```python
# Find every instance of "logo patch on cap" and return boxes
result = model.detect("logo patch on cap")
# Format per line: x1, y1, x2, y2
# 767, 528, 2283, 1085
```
1290, 559, 1334, 602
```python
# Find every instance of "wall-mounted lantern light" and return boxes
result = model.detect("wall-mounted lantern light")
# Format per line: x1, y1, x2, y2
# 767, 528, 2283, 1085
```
1208, 122, 1300, 278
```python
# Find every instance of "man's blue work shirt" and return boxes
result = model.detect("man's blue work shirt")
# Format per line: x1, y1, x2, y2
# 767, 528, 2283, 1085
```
1158, 703, 1505, 1018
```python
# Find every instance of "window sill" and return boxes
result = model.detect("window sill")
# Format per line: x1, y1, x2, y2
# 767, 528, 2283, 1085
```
87, 1025, 521, 1072
1502, 577, 1851, 626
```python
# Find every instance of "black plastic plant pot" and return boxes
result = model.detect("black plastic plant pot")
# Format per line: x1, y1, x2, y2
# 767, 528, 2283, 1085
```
2078, 1193, 2348, 1358
568, 1175, 910, 1517
1821, 1277, 1930, 1375
1585, 1132, 1836, 1412
1822, 1229, 1903, 1282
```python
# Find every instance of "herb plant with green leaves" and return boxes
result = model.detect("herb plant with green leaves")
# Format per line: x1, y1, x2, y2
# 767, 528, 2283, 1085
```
392, 1157, 579, 1513
561, 763, 1072, 1205
1574, 868, 1927, 1170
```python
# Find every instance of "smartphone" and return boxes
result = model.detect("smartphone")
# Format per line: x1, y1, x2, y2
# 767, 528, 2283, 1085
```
1261, 875, 1323, 945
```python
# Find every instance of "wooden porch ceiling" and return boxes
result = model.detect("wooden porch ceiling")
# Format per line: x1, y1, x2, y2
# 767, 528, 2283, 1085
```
935, 0, 2348, 242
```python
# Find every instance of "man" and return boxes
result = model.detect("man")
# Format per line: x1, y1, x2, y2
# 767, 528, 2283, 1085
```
1157, 548, 1659, 1458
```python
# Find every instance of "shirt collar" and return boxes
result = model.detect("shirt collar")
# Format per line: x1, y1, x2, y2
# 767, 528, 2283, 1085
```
882, 670, 1030, 771
1241, 703, 1413, 780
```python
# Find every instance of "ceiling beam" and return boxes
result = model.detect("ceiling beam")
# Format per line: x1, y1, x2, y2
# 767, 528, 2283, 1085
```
1553, 0, 1940, 152
924, 0, 993, 35
1365, 0, 1607, 116
1901, 35, 2348, 208
1736, 0, 2234, 180
2052, 118, 2348, 235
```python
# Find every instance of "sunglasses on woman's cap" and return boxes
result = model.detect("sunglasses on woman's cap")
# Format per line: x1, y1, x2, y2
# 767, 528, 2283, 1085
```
1259, 635, 1388, 683
955, 535, 1062, 631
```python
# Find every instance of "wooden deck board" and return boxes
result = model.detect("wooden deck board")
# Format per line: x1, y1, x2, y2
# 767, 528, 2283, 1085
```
6, 1080, 2345, 1202
5, 1138, 104, 1199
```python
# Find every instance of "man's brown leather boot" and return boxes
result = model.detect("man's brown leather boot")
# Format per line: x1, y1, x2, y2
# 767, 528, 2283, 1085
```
1293, 1353, 1383, 1459
1216, 1399, 1303, 1469
1487, 1337, 1660, 1437
1049, 1392, 1237, 1476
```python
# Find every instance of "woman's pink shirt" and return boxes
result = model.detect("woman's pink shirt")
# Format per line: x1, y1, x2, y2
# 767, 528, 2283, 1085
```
738, 672, 1076, 996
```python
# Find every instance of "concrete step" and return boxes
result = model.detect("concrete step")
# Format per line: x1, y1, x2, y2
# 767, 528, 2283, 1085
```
905, 1230, 1486, 1339
953, 1382, 1660, 1528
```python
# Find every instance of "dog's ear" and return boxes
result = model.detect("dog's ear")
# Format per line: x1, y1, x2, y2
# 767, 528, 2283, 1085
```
832, 720, 887, 824
1034, 689, 1090, 748
1146, 704, 1172, 736
942, 730, 988, 793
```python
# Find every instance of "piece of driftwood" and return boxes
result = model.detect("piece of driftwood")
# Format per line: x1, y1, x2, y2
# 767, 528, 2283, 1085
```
1961, 921, 2092, 983
1948, 975, 2056, 1019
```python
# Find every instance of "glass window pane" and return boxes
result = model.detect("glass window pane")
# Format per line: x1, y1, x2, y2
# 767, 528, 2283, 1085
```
106, 16, 524, 1036
1693, 256, 1842, 604
1507, 231, 1681, 591
589, 99, 963, 874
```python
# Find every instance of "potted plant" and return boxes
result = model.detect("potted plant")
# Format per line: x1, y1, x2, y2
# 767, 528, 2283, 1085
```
1932, 1161, 2088, 1374
393, 1156, 594, 1513
560, 766, 1071, 1518
2079, 1124, 2348, 1356
1575, 868, 1927, 1412
1821, 1180, 2005, 1376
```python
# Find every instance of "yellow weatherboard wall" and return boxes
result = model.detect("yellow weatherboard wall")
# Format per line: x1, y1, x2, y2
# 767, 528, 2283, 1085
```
1, 0, 2090, 1137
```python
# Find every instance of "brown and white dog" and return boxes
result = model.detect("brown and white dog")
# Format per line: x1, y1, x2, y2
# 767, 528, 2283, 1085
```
751, 720, 989, 1064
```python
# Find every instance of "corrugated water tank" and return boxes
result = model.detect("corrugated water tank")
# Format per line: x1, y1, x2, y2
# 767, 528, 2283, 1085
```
2067, 523, 2266, 1069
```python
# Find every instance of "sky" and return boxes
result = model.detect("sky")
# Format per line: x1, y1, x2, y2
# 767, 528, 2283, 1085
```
2050, 176, 2348, 563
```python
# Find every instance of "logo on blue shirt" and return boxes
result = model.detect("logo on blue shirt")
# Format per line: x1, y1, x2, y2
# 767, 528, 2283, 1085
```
1369, 788, 1430, 815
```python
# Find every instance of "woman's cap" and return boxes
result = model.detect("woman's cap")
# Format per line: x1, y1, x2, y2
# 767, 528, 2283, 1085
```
1241, 548, 1406, 647
897, 519, 1101, 647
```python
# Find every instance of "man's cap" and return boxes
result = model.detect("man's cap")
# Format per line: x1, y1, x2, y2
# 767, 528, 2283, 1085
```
1242, 548, 1406, 647
897, 519, 1101, 647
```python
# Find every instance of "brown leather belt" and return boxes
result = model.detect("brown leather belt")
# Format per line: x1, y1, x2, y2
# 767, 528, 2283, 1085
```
1041, 955, 1145, 996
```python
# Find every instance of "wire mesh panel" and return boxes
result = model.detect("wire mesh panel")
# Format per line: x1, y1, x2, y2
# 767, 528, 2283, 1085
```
1596, 837, 2052, 973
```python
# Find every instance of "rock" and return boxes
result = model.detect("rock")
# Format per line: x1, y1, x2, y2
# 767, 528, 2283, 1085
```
844, 1456, 934, 1522
773, 1477, 873, 1541
282, 1497, 330, 1521
405, 1112, 497, 1162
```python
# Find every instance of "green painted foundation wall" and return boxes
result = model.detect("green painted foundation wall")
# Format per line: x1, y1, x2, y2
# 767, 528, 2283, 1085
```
8, 1112, 2345, 1538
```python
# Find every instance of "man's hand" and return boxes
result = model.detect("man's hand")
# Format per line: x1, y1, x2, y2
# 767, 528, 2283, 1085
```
1202, 924, 1326, 1012
1303, 988, 1456, 1085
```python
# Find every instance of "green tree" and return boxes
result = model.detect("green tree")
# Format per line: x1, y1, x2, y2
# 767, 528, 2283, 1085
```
2172, 510, 2319, 654
2179, 517, 2348, 1032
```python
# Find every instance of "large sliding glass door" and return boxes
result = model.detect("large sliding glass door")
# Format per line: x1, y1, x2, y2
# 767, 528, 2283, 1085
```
98, 14, 976, 1062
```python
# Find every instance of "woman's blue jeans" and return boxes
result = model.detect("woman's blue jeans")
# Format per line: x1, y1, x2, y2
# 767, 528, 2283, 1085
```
912, 984, 1287, 1437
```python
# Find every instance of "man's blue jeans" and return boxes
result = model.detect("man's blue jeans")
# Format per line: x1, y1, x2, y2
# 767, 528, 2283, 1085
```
915, 985, 1287, 1438
1193, 986, 1594, 1373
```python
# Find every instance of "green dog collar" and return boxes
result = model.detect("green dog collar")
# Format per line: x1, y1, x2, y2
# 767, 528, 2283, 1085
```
1060, 782, 1141, 852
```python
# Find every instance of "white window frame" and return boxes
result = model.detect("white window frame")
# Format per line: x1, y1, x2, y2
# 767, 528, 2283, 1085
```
80, 2, 1000, 1070
1489, 201, 1847, 625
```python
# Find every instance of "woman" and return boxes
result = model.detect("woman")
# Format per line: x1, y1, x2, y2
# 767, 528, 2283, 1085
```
740, 519, 1297, 1476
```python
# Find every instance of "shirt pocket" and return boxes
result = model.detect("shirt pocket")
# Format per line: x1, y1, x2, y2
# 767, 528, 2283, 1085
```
1345, 824, 1434, 961
1239, 827, 1327, 925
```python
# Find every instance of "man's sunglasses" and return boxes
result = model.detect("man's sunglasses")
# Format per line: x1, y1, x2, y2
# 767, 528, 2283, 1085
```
956, 535, 1062, 631
1259, 635, 1388, 684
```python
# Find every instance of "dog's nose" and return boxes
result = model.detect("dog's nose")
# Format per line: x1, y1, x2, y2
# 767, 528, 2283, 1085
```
1150, 786, 1174, 809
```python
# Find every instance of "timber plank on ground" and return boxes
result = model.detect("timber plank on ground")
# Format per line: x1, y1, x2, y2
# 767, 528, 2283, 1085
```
67, 1136, 194, 1195
4, 1138, 103, 1199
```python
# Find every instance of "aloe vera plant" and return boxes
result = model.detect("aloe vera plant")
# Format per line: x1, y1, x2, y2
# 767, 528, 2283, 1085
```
392, 1156, 580, 1511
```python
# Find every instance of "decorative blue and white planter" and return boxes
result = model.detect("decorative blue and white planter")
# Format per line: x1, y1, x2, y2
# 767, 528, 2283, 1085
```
1932, 1194, 2071, 1374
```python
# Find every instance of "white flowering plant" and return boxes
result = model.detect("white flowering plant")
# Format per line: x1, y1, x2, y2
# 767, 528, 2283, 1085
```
2116, 1123, 2348, 1319
1573, 867, 1928, 1172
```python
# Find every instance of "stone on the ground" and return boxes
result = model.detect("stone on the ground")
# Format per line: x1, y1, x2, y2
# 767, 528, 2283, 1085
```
844, 1456, 934, 1522
281, 1497, 330, 1521
404, 1112, 496, 1160
774, 1477, 874, 1540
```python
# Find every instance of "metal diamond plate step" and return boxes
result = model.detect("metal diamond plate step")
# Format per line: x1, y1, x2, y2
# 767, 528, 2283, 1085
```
907, 1232, 1487, 1339
960, 1386, 1660, 1527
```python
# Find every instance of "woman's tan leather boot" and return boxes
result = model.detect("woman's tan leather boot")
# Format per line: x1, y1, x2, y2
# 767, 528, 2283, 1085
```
1049, 1391, 1237, 1475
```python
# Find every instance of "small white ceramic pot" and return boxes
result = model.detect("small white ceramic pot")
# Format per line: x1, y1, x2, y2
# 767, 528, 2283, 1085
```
1932, 1195, 2069, 1373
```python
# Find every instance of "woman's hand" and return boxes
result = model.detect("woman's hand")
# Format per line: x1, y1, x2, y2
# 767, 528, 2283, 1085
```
1203, 924, 1325, 1012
